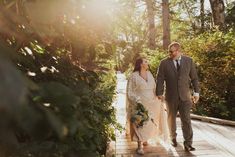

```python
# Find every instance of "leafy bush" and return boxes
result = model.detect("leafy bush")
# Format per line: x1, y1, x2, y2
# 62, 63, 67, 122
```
182, 29, 235, 120
145, 48, 168, 76
124, 48, 167, 77
0, 0, 120, 156
225, 2, 235, 29
0, 42, 119, 157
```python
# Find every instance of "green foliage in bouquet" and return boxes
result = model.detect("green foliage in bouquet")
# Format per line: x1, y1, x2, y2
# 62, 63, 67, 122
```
131, 102, 149, 128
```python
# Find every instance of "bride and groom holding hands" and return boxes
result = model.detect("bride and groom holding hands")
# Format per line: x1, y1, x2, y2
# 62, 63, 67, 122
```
126, 42, 200, 155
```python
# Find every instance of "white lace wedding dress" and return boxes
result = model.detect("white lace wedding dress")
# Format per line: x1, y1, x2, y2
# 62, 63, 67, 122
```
126, 71, 169, 142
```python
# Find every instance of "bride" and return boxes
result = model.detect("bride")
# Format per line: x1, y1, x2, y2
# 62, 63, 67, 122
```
126, 57, 169, 155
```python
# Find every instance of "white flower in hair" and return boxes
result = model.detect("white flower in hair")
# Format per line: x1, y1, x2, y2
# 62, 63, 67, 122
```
136, 96, 142, 104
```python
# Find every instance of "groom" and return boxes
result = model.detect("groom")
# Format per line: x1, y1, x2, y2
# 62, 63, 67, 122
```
156, 42, 199, 151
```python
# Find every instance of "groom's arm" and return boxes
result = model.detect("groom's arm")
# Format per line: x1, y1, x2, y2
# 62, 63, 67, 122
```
156, 61, 165, 97
189, 58, 200, 103
189, 59, 199, 94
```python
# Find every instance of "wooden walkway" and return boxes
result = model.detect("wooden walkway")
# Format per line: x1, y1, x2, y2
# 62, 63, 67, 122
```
107, 73, 235, 157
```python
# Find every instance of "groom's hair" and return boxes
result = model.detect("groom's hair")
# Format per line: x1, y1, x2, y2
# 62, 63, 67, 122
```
168, 42, 181, 52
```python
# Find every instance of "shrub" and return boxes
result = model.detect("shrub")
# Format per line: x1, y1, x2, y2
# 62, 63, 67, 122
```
0, 41, 119, 157
182, 29, 235, 120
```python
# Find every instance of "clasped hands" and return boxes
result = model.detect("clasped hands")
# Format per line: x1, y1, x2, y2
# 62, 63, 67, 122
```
191, 95, 199, 104
157, 95, 164, 102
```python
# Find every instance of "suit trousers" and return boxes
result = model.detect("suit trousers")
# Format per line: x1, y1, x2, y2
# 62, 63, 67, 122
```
166, 98, 193, 146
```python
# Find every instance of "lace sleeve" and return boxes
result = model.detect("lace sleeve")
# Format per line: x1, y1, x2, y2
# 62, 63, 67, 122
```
148, 71, 157, 95
126, 73, 140, 104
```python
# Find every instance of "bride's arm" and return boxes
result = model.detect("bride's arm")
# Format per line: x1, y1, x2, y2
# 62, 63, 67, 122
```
148, 71, 157, 95
126, 73, 140, 104
148, 71, 165, 102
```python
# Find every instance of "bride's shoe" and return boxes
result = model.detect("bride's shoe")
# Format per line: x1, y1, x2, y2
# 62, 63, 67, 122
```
136, 141, 144, 155
143, 141, 148, 146
136, 148, 144, 155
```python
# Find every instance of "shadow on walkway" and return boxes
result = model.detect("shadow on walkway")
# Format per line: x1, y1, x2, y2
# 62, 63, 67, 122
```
106, 73, 235, 157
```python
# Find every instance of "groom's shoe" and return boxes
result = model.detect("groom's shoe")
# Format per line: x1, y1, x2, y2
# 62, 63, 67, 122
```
184, 143, 195, 152
171, 138, 177, 147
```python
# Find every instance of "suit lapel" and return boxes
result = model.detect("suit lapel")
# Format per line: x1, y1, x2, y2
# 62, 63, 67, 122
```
178, 56, 184, 74
168, 58, 177, 74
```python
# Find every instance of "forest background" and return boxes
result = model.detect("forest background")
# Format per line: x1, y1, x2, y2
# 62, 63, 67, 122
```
0, 0, 234, 156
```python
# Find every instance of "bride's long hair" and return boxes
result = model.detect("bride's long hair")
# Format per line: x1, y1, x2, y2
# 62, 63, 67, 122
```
133, 57, 149, 72
133, 58, 143, 72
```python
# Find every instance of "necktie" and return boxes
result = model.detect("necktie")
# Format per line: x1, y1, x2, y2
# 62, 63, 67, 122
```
176, 59, 180, 71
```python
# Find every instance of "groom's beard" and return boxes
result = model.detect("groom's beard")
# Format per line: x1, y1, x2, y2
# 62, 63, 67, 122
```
169, 54, 174, 59
169, 53, 175, 59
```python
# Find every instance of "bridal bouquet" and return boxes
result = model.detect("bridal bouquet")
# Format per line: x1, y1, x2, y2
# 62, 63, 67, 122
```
131, 100, 149, 128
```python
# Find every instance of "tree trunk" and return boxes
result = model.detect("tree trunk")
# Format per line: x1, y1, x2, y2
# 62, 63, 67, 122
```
162, 0, 170, 50
200, 0, 205, 31
145, 0, 156, 50
209, 0, 225, 29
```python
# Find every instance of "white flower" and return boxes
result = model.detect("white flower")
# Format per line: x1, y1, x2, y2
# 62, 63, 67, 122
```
136, 96, 142, 104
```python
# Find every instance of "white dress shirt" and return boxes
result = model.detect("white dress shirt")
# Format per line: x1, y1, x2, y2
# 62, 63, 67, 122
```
173, 56, 199, 97
173, 56, 181, 69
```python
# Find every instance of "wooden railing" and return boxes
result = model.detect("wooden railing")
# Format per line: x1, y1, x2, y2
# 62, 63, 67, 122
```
191, 114, 235, 126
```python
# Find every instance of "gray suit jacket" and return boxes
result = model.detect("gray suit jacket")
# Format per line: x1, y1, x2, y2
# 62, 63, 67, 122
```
156, 55, 199, 103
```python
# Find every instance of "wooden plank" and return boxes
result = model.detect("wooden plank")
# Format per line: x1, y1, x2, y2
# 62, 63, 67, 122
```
115, 140, 211, 148
108, 73, 235, 157
115, 149, 220, 156
193, 121, 235, 157
114, 139, 220, 156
